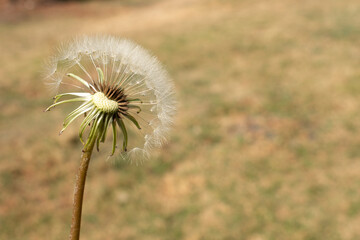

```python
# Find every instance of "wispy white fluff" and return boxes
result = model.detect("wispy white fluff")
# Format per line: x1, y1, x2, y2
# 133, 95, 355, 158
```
45, 35, 176, 163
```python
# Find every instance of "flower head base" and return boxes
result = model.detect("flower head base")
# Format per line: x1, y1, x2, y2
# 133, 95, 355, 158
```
92, 92, 119, 113
45, 36, 176, 161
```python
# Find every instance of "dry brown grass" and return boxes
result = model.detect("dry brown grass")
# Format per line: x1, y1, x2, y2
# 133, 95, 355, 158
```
2, 0, 360, 239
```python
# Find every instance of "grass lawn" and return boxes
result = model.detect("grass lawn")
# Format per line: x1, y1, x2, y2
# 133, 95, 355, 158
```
1, 0, 360, 239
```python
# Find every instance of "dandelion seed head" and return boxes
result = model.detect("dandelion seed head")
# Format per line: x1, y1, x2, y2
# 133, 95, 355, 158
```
45, 35, 176, 162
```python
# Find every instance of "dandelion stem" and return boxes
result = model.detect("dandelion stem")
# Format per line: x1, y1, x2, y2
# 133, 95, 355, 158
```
69, 137, 96, 240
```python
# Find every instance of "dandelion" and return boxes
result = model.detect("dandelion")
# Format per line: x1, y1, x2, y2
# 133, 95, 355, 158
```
44, 36, 176, 240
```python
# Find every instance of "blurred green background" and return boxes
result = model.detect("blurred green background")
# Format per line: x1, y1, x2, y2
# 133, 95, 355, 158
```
1, 0, 360, 239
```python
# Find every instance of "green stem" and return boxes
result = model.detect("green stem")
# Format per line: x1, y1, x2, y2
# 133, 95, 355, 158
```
69, 138, 96, 240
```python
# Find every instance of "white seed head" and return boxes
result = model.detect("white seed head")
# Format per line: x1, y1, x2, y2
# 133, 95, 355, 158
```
44, 35, 176, 162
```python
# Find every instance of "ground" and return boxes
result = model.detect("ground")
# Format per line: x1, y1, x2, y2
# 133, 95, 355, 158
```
1, 0, 360, 239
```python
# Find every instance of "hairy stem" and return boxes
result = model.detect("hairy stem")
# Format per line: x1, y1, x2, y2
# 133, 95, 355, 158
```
69, 138, 96, 240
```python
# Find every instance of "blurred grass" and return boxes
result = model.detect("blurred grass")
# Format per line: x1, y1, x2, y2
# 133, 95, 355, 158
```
2, 0, 360, 239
